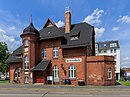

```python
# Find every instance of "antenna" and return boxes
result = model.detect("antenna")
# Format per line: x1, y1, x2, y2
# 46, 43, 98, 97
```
30, 9, 32, 23
65, 6, 71, 13
30, 13, 32, 23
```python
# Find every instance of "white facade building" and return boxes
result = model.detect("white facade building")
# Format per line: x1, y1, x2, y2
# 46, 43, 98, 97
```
95, 40, 120, 80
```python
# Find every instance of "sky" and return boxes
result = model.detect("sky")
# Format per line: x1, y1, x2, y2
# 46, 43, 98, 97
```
0, 0, 130, 68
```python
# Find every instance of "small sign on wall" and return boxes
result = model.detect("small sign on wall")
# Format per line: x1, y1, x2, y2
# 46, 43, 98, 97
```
47, 76, 52, 81
66, 58, 82, 63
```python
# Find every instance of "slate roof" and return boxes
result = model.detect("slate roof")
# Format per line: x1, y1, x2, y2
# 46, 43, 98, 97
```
39, 25, 64, 40
96, 40, 120, 50
60, 22, 94, 48
31, 60, 50, 71
5, 46, 22, 64
39, 22, 94, 48
21, 22, 39, 36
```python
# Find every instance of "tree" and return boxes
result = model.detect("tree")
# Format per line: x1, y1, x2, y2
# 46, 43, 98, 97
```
0, 42, 9, 75
120, 68, 125, 78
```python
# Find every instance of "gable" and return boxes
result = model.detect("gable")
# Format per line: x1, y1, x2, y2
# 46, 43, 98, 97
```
43, 18, 55, 28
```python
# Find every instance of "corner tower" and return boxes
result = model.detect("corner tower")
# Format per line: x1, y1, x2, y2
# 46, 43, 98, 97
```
20, 21, 39, 84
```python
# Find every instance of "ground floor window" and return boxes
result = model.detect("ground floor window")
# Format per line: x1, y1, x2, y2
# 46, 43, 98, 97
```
107, 68, 112, 80
14, 67, 21, 80
53, 65, 59, 82
24, 76, 29, 83
69, 64, 76, 78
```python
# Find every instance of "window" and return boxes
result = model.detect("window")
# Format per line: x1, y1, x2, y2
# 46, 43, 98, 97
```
24, 39, 28, 46
110, 49, 113, 53
104, 44, 106, 46
114, 43, 117, 47
71, 36, 78, 40
114, 49, 116, 53
14, 67, 21, 80
42, 48, 46, 59
104, 50, 106, 53
24, 55, 29, 70
53, 65, 59, 82
107, 68, 112, 80
110, 43, 117, 47
53, 47, 58, 58
69, 64, 76, 78
24, 76, 29, 83
53, 65, 59, 78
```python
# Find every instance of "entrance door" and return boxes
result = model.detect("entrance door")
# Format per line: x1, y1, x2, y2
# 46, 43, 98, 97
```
35, 71, 45, 83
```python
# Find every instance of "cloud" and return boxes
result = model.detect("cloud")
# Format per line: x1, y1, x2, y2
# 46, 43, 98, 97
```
122, 57, 130, 68
123, 57, 129, 61
117, 15, 130, 23
0, 28, 21, 51
9, 26, 16, 30
0, 9, 25, 51
112, 27, 120, 31
83, 8, 104, 25
55, 20, 64, 27
95, 27, 105, 39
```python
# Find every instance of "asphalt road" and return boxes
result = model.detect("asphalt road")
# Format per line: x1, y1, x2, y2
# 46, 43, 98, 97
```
0, 84, 130, 97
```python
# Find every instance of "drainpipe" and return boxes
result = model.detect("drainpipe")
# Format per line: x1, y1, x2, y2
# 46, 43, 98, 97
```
84, 46, 87, 85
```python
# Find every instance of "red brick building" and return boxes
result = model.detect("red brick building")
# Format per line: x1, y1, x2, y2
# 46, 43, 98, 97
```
6, 9, 115, 86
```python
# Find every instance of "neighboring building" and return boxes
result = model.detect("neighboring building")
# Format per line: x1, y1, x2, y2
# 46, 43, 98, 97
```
0, 72, 2, 79
5, 9, 115, 86
122, 68, 130, 76
95, 41, 120, 80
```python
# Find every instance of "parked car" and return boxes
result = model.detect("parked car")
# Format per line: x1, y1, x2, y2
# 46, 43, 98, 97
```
124, 76, 130, 81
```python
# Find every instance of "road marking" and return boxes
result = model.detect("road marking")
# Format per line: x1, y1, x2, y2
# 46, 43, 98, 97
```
46, 94, 92, 96
120, 95, 130, 97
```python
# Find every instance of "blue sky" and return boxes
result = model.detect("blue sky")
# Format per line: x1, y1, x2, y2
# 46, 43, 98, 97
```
0, 0, 130, 67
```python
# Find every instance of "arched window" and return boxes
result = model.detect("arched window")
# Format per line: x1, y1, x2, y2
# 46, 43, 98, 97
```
42, 48, 46, 59
69, 64, 76, 78
14, 67, 21, 80
24, 55, 29, 70
107, 68, 112, 79
53, 65, 59, 78
24, 39, 28, 46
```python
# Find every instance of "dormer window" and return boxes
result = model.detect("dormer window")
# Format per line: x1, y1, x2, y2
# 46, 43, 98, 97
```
70, 31, 80, 41
24, 39, 28, 46
71, 36, 78, 40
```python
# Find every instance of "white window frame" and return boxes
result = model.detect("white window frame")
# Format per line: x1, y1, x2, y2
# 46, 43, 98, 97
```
14, 67, 21, 79
24, 55, 29, 70
69, 65, 76, 78
24, 76, 29, 83
53, 65, 59, 78
24, 39, 28, 46
107, 68, 112, 80
42, 48, 46, 59
53, 47, 58, 58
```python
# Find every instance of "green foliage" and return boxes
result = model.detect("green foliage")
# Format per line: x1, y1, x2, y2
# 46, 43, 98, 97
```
117, 81, 130, 86
120, 69, 125, 77
0, 79, 9, 83
0, 42, 9, 75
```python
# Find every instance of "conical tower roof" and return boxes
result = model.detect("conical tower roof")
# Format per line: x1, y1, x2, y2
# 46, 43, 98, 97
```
22, 22, 39, 36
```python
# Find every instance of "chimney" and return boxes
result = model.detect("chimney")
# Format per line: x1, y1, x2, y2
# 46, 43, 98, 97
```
65, 7, 71, 33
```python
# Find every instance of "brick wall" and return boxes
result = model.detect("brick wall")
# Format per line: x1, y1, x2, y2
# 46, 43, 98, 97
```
9, 63, 22, 83
86, 56, 115, 86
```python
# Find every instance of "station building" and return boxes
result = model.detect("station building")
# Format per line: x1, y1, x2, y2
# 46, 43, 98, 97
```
6, 9, 115, 86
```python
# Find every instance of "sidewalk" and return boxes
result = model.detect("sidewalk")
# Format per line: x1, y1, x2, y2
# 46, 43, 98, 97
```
0, 83, 128, 89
